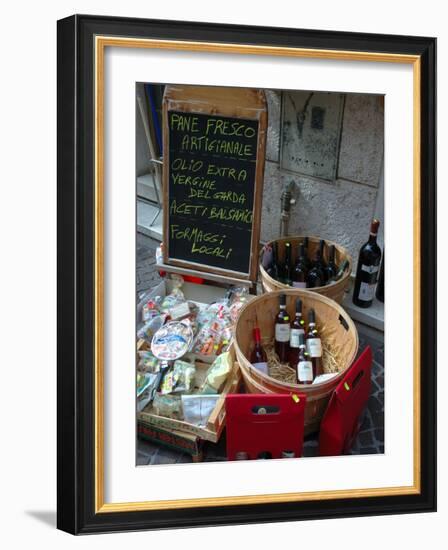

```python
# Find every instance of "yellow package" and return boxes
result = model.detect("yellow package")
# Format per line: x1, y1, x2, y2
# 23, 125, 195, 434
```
200, 351, 232, 394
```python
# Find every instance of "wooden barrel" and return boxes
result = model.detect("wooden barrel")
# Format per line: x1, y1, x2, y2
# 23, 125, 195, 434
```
233, 289, 358, 435
259, 236, 352, 304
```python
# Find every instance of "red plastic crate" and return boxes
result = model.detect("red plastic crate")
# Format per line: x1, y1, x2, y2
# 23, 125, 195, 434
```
319, 346, 373, 456
225, 393, 307, 460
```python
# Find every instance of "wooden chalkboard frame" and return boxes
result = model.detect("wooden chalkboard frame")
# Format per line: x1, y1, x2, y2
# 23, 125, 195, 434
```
162, 85, 267, 282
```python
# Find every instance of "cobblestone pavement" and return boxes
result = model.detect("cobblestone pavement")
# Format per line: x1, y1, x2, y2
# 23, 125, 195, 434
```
136, 233, 384, 465
137, 233, 161, 294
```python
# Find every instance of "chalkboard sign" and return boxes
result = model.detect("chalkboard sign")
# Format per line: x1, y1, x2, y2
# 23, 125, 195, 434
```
162, 86, 267, 281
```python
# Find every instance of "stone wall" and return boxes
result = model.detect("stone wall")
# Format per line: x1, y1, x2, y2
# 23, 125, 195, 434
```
260, 90, 384, 263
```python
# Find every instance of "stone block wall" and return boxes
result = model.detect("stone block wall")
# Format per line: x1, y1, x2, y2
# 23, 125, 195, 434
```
260, 90, 384, 263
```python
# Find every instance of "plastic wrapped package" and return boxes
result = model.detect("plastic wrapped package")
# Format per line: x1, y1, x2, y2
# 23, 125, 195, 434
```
151, 320, 194, 361
136, 372, 159, 412
160, 288, 185, 313
193, 320, 222, 356
137, 372, 157, 397
226, 286, 250, 304
193, 300, 230, 353
137, 350, 159, 373
159, 275, 185, 310
185, 301, 200, 328
181, 394, 220, 427
200, 351, 232, 394
160, 369, 178, 394
172, 360, 196, 393
227, 286, 250, 323
137, 314, 167, 344
142, 298, 163, 323
195, 300, 229, 327
152, 393, 183, 420
159, 360, 196, 394
137, 281, 166, 325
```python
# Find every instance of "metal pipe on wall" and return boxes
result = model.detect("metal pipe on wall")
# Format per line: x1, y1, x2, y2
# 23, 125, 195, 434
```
279, 181, 296, 237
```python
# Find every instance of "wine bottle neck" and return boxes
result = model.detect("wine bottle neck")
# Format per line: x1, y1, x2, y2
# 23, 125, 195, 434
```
368, 232, 378, 244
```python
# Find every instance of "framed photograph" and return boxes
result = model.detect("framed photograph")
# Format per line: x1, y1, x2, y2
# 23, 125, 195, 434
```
57, 14, 436, 534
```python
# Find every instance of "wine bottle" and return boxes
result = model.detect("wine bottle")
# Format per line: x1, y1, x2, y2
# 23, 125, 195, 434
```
303, 236, 309, 254
323, 245, 337, 283
307, 240, 326, 287
306, 266, 323, 288
282, 242, 293, 285
302, 237, 311, 270
288, 298, 305, 368
266, 241, 279, 281
317, 240, 328, 283
292, 244, 308, 288
327, 259, 350, 285
296, 332, 313, 385
376, 251, 384, 303
274, 294, 290, 363
250, 327, 268, 375
352, 219, 382, 308
306, 309, 323, 378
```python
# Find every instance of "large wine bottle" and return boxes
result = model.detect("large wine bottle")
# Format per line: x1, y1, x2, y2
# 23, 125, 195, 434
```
376, 251, 384, 303
352, 219, 382, 308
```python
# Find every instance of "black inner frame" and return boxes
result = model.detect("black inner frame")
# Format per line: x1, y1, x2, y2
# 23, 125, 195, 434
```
57, 15, 436, 535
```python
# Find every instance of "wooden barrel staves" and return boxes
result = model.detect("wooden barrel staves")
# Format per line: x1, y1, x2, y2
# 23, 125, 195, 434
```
233, 289, 359, 435
259, 235, 352, 304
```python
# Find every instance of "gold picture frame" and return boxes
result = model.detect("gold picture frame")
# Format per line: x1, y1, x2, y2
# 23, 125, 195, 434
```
57, 15, 436, 534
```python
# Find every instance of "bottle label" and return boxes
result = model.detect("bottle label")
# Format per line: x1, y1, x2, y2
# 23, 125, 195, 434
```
290, 328, 305, 348
292, 281, 307, 288
358, 281, 375, 301
361, 264, 379, 285
275, 323, 290, 342
361, 264, 379, 274
306, 338, 322, 357
298, 360, 313, 382
252, 361, 269, 375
